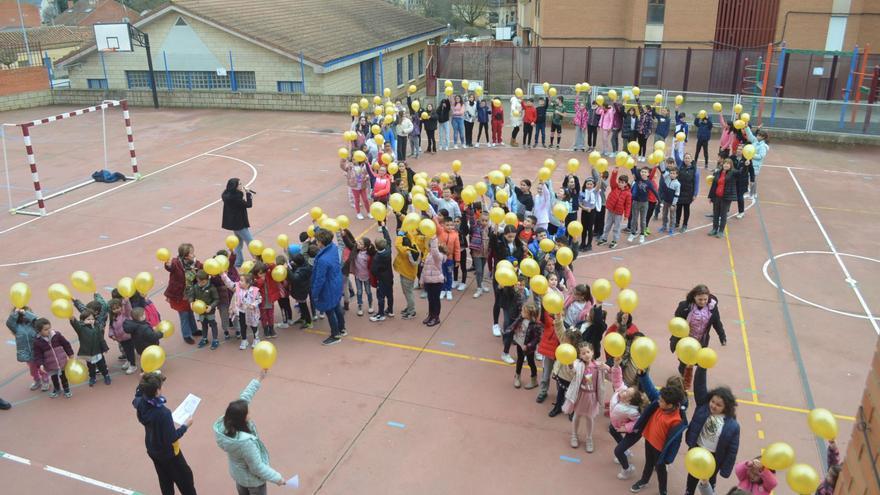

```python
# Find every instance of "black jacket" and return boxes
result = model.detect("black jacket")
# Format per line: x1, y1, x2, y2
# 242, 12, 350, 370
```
123, 319, 162, 354
424, 112, 438, 132
287, 263, 312, 302
221, 179, 252, 230
437, 99, 451, 123
708, 164, 741, 202
677, 162, 697, 204
370, 227, 393, 286
670, 296, 726, 350
133, 387, 188, 461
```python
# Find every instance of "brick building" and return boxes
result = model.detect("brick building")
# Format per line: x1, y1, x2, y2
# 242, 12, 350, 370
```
58, 0, 444, 95
835, 337, 880, 495
52, 0, 141, 26
0, 0, 41, 30
517, 0, 880, 51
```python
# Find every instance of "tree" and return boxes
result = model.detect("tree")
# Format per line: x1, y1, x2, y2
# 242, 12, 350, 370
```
0, 49, 19, 69
451, 0, 488, 27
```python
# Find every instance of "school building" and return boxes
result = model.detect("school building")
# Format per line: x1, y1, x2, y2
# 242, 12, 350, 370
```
517, 0, 880, 51
57, 0, 445, 96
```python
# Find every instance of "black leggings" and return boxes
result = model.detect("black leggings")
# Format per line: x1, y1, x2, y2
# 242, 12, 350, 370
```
645, 202, 657, 228
426, 130, 436, 152
237, 312, 258, 339
676, 202, 691, 227
278, 297, 292, 322
638, 441, 668, 492
477, 122, 489, 143
612, 428, 642, 469
454, 248, 467, 283
396, 135, 408, 160
686, 470, 719, 495
523, 123, 534, 145
637, 134, 649, 157
50, 371, 70, 393
120, 339, 136, 366
594, 205, 605, 235
736, 180, 748, 213
511, 125, 520, 140
580, 208, 597, 246
587, 125, 598, 147
297, 301, 312, 324
712, 199, 732, 233
425, 282, 442, 319
492, 282, 502, 325
86, 355, 109, 379
514, 343, 537, 377
696, 138, 710, 166
464, 120, 474, 146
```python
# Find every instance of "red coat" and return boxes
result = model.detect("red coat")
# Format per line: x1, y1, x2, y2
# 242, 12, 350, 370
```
537, 312, 559, 358
605, 187, 632, 218
523, 104, 537, 124
254, 264, 281, 306
164, 257, 202, 311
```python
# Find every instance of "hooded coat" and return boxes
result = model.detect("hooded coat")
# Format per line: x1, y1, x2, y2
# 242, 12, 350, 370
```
222, 178, 253, 231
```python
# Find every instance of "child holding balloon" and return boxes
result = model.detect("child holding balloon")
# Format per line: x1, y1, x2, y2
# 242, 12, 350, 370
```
608, 357, 648, 479
188, 270, 220, 350
597, 169, 632, 249
733, 458, 777, 494
504, 302, 542, 389
107, 298, 137, 374
7, 307, 49, 391
32, 318, 74, 398
123, 308, 162, 371
563, 341, 606, 453
548, 322, 581, 417
221, 273, 263, 350
70, 308, 112, 387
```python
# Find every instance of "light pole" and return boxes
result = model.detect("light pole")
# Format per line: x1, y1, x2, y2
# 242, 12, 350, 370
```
15, 0, 32, 66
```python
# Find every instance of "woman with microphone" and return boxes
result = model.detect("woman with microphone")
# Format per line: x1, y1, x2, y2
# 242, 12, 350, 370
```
222, 178, 254, 267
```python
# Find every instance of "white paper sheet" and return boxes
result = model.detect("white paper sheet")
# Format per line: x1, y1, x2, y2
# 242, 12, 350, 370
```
172, 394, 201, 426
285, 475, 300, 489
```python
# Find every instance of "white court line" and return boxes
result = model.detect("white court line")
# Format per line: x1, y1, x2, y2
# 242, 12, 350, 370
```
44, 465, 136, 494
0, 154, 258, 267
0, 129, 270, 236
1, 451, 32, 465
762, 163, 880, 177
787, 167, 880, 334
288, 211, 310, 226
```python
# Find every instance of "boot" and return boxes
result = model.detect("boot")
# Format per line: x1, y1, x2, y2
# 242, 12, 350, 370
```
683, 365, 695, 391
510, 138, 519, 147
524, 375, 538, 390
513, 374, 521, 388
548, 402, 562, 417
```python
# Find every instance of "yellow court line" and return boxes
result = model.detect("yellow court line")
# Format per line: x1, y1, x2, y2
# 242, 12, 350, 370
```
761, 200, 880, 216
724, 226, 760, 403
299, 328, 854, 421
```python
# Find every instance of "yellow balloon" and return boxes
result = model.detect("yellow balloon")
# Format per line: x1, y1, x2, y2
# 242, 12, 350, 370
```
713, 102, 723, 112
383, 87, 391, 98
618, 288, 638, 313
141, 345, 166, 373
191, 300, 207, 315
51, 298, 73, 319
203, 258, 222, 276
668, 317, 690, 338
225, 235, 240, 250
567, 158, 580, 173
706, 174, 715, 186
596, 95, 605, 106
461, 186, 477, 204
627, 140, 640, 155
402, 212, 421, 232
555, 343, 577, 365
408, 84, 417, 94
548, 87, 557, 97
261, 247, 277, 264
276, 234, 289, 250
418, 218, 437, 238
787, 464, 820, 495
741, 112, 751, 123
496, 260, 514, 273
412, 194, 430, 212
156, 247, 171, 262
70, 271, 95, 293
762, 442, 796, 471
488, 170, 505, 185
652, 149, 665, 164
520, 258, 539, 278
626, 156, 636, 169
374, 134, 385, 146
538, 167, 552, 182
475, 86, 483, 97
240, 260, 255, 275
544, 158, 556, 170
733, 103, 743, 114
10, 282, 31, 309
214, 255, 229, 273
336, 215, 350, 229
734, 119, 746, 130
676, 336, 702, 366
589, 151, 601, 165
411, 100, 420, 112
475, 181, 488, 195
542, 291, 564, 314
615, 151, 628, 166
156, 320, 174, 339
504, 211, 518, 226
64, 358, 88, 385
445, 86, 453, 96
696, 348, 718, 369
47, 283, 72, 301
630, 336, 657, 369
489, 207, 505, 225
388, 193, 405, 213
370, 202, 387, 222
495, 267, 517, 287
358, 98, 369, 110
575, 83, 583, 93
613, 267, 632, 288
675, 94, 684, 105
117, 277, 136, 298
383, 114, 394, 125
515, 88, 524, 98
654, 140, 666, 151
338, 147, 349, 160
552, 202, 568, 222
807, 408, 838, 440
567, 221, 583, 239
496, 189, 509, 205
271, 265, 287, 282
451, 159, 462, 172
529, 275, 549, 295
492, 99, 501, 108
603, 332, 626, 358
539, 238, 555, 253
556, 246, 574, 267
654, 94, 663, 104
631, 86, 640, 96
742, 144, 756, 160
676, 131, 686, 142
685, 447, 717, 481
350, 103, 359, 116
595, 158, 608, 173
248, 239, 265, 256
591, 278, 612, 301
321, 218, 340, 233
499, 163, 512, 177
583, 82, 591, 92
608, 89, 618, 101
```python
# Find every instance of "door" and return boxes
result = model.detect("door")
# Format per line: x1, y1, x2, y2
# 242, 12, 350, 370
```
360, 59, 376, 95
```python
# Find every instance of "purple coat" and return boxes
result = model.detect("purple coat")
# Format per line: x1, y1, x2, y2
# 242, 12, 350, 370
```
32, 331, 74, 373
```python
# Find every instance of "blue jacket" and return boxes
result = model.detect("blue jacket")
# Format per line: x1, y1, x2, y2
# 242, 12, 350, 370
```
743, 127, 769, 175
133, 387, 188, 461
382, 127, 396, 152
633, 372, 689, 465
477, 104, 490, 124
686, 367, 740, 478
693, 117, 713, 141
7, 309, 38, 362
631, 172, 659, 203
654, 114, 671, 138
310, 242, 343, 312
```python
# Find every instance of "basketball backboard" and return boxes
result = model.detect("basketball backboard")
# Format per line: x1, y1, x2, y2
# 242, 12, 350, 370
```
94, 23, 133, 52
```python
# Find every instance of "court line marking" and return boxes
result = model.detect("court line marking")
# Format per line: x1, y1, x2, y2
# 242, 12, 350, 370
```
761, 251, 880, 321
787, 167, 880, 335
0, 154, 258, 267
762, 163, 880, 177
0, 129, 270, 236
723, 226, 760, 403
761, 200, 880, 216
0, 451, 140, 494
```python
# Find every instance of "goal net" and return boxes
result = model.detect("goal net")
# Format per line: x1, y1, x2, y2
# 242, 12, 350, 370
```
1, 99, 140, 216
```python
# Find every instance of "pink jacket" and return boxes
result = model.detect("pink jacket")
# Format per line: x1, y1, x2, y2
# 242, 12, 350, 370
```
220, 273, 262, 327
573, 96, 589, 129
340, 160, 368, 190
562, 268, 593, 323
108, 298, 133, 342
734, 461, 777, 494
609, 365, 640, 433
598, 106, 615, 130
452, 102, 465, 118
420, 238, 446, 285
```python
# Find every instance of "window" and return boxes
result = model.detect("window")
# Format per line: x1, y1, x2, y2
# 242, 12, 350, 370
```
87, 78, 108, 89
407, 53, 414, 81
125, 71, 255, 90
641, 44, 661, 86
360, 59, 376, 94
418, 49, 424, 76
277, 81, 304, 93
647, 0, 665, 25
396, 57, 403, 86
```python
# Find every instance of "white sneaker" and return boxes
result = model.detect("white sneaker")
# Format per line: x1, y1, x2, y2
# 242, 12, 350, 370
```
736, 212, 744, 219
454, 145, 459, 149
501, 353, 515, 364
617, 465, 636, 480
445, 291, 453, 300
251, 338, 260, 348
240, 340, 248, 350
125, 366, 136, 375
475, 143, 480, 148
121, 362, 130, 371
420, 290, 427, 299
492, 324, 501, 337
278, 322, 289, 329
473, 288, 483, 298
639, 235, 645, 244
457, 282, 466, 291
356, 213, 364, 220
627, 234, 635, 243
368, 213, 374, 219
536, 354, 544, 362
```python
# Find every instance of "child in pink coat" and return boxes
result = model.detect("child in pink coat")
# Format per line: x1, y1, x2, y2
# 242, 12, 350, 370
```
608, 358, 648, 478
221, 272, 262, 350
733, 458, 778, 494
563, 341, 606, 453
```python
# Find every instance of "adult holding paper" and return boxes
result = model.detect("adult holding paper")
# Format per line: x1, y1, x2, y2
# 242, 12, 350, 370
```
133, 372, 197, 495
214, 370, 285, 494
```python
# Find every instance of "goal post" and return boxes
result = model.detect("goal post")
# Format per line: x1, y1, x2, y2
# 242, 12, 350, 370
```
2, 99, 140, 216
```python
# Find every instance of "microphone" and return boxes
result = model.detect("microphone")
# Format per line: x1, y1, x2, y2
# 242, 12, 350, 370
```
247, 189, 257, 195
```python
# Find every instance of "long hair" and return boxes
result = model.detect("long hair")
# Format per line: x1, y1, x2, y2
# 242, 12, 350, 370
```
686, 284, 711, 305
708, 386, 738, 418
223, 399, 251, 437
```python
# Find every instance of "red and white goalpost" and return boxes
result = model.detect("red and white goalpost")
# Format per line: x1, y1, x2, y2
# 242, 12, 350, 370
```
1, 99, 140, 216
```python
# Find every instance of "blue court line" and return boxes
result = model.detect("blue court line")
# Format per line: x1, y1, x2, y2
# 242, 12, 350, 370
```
18, 272, 28, 277
559, 455, 581, 463
386, 421, 406, 429
440, 341, 455, 347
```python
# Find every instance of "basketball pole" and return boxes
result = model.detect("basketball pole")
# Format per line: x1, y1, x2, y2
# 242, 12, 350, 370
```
143, 32, 159, 109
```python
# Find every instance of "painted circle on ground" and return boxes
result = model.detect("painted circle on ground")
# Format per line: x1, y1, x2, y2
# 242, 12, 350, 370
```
762, 251, 880, 321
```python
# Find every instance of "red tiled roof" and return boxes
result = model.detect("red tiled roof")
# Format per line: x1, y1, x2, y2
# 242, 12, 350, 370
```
53, 0, 141, 26
0, 25, 93, 49
0, 1, 41, 30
